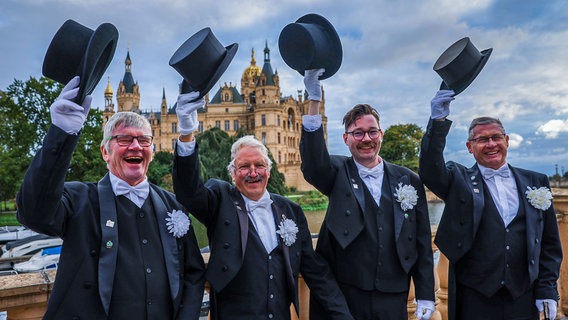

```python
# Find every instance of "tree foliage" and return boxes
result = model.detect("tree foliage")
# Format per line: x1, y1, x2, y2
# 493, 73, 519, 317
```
148, 151, 174, 191
0, 77, 107, 202
380, 123, 424, 172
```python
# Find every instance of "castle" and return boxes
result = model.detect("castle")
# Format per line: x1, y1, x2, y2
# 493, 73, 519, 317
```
102, 43, 328, 191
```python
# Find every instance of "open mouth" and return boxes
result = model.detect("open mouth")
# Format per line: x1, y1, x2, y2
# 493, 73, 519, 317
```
125, 156, 143, 164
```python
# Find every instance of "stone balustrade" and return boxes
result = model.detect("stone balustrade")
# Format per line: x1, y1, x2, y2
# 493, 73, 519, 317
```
1, 189, 567, 319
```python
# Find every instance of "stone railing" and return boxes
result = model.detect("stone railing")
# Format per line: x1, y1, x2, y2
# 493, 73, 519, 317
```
2, 189, 568, 320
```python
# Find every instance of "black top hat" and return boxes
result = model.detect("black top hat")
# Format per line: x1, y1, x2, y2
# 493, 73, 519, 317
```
169, 27, 238, 99
278, 13, 342, 80
42, 19, 119, 104
433, 37, 492, 95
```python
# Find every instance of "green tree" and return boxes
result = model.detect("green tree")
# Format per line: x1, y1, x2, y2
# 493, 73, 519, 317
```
380, 123, 424, 172
0, 77, 108, 202
148, 151, 174, 191
67, 108, 107, 182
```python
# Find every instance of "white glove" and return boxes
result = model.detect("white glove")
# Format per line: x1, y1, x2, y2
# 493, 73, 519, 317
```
430, 89, 454, 120
304, 68, 325, 101
176, 91, 205, 135
536, 299, 557, 320
415, 299, 435, 320
50, 76, 92, 134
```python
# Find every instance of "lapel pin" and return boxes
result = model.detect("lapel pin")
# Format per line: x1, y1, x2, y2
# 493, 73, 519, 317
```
404, 213, 409, 219
106, 220, 115, 228
472, 182, 478, 186
470, 176, 476, 180
473, 188, 480, 193
106, 241, 113, 249
353, 183, 359, 189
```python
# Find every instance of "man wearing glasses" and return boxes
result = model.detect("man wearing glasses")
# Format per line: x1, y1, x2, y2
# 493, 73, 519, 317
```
17, 77, 206, 319
419, 89, 562, 320
300, 69, 436, 319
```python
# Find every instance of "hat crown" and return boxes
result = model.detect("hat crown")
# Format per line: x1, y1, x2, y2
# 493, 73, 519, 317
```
170, 28, 238, 97
278, 13, 342, 80
433, 37, 492, 95
42, 19, 119, 103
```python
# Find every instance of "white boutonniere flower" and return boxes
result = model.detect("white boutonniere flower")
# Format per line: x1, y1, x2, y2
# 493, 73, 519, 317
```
276, 215, 299, 246
394, 183, 418, 212
165, 209, 190, 238
525, 186, 553, 211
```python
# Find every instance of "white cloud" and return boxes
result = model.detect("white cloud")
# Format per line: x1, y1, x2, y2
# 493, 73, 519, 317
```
536, 119, 568, 138
507, 133, 523, 149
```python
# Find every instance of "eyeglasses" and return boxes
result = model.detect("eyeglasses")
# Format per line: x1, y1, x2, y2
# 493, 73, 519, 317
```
345, 129, 381, 141
235, 164, 268, 175
469, 134, 506, 144
110, 135, 154, 147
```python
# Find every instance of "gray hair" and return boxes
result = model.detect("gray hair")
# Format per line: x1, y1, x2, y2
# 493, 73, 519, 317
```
226, 135, 272, 175
468, 116, 506, 140
101, 112, 152, 152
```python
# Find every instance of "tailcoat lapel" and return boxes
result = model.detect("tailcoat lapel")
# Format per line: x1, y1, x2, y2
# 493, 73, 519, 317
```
97, 174, 119, 315
346, 158, 366, 211
385, 164, 406, 241
468, 165, 485, 238
149, 186, 181, 300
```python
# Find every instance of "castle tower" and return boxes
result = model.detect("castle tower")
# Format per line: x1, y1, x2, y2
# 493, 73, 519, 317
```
116, 50, 141, 113
102, 77, 115, 127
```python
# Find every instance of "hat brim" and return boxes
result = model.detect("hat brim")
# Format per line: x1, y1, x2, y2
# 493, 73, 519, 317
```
181, 43, 239, 98
440, 48, 492, 95
280, 13, 342, 80
77, 23, 119, 104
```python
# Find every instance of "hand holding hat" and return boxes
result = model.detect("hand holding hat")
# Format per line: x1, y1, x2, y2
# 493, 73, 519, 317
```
304, 68, 324, 101
176, 91, 205, 135
50, 76, 92, 134
430, 90, 454, 120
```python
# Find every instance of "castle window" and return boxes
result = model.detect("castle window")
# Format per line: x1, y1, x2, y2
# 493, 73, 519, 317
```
277, 133, 281, 144
224, 120, 230, 131
261, 114, 266, 126
224, 93, 229, 102
262, 132, 266, 144
277, 115, 280, 126
234, 120, 239, 131
225, 108, 229, 113
278, 151, 281, 164
215, 120, 220, 128
172, 122, 177, 133
172, 139, 176, 150
199, 121, 204, 133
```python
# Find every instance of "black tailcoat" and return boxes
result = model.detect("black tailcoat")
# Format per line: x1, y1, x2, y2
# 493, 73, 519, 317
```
17, 126, 206, 319
300, 126, 435, 317
419, 119, 562, 319
173, 145, 353, 320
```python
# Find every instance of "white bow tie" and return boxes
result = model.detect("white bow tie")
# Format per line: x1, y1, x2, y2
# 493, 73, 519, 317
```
482, 166, 510, 180
114, 180, 150, 201
359, 166, 382, 179
247, 197, 273, 212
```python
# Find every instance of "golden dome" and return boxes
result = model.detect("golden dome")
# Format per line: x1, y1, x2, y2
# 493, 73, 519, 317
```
104, 77, 113, 96
242, 48, 261, 81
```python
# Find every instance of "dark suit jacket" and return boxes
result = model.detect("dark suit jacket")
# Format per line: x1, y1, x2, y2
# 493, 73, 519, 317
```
16, 126, 206, 320
173, 145, 353, 319
419, 119, 562, 301
300, 126, 435, 301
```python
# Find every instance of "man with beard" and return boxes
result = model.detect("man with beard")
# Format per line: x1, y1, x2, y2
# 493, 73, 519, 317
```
172, 91, 353, 319
299, 69, 436, 319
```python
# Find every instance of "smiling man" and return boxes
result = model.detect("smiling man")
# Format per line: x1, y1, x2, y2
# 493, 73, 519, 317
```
419, 89, 562, 320
300, 69, 435, 320
17, 77, 206, 319
172, 91, 353, 320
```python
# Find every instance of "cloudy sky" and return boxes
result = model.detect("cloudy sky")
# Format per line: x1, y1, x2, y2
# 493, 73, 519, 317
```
1, 0, 567, 176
